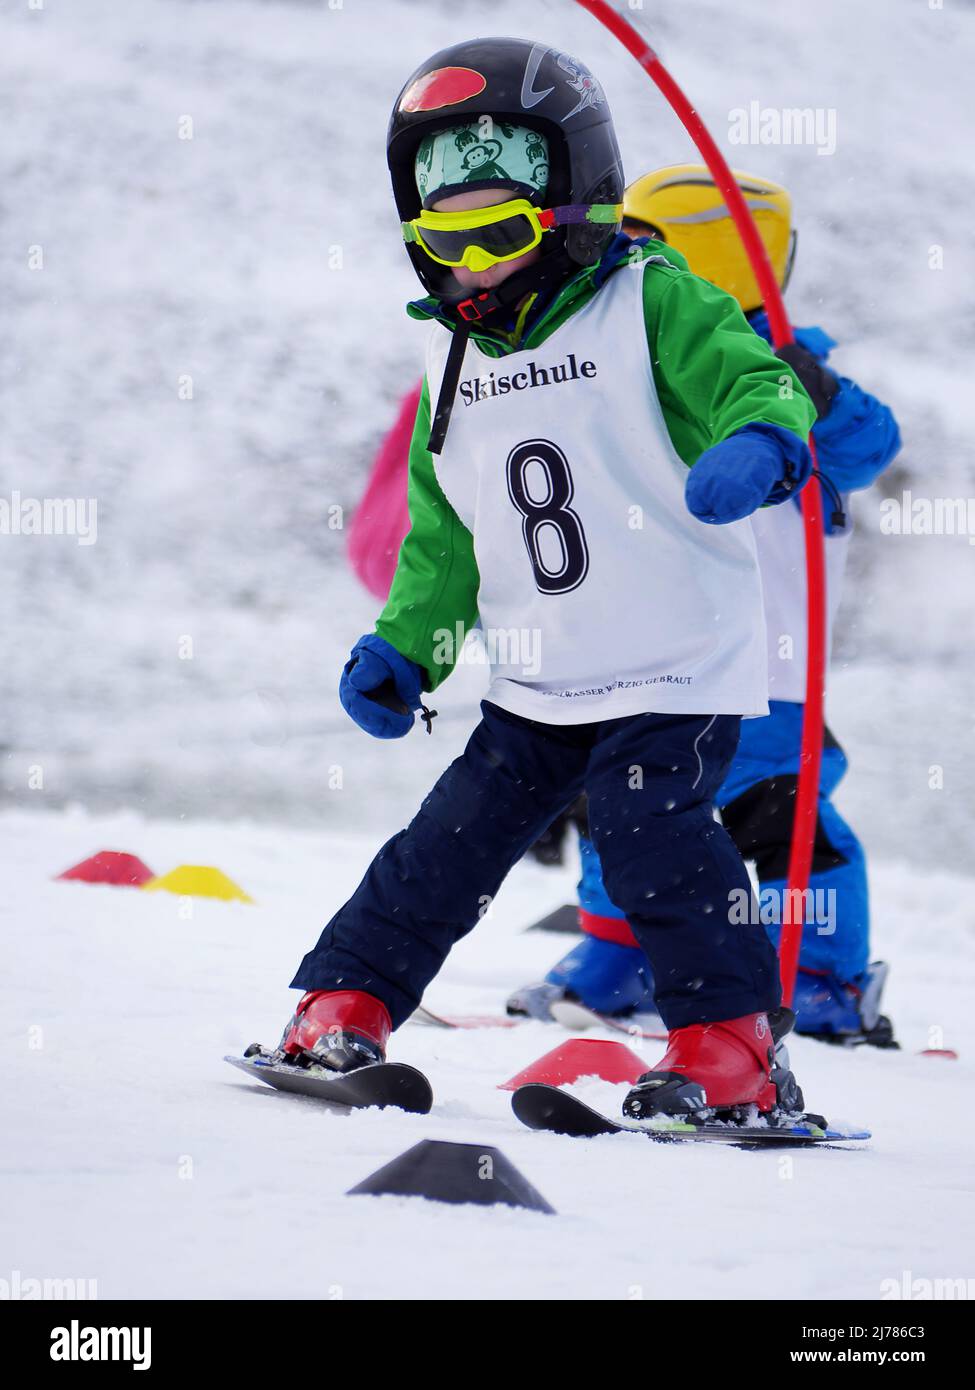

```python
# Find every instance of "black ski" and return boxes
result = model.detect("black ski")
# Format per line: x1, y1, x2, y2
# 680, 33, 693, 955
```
511, 1084, 870, 1147
225, 1052, 433, 1114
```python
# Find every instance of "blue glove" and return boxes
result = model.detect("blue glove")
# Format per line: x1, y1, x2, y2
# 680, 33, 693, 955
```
339, 633, 424, 739
685, 423, 812, 525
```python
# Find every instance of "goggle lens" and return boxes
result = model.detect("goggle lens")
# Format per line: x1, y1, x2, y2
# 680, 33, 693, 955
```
415, 212, 539, 267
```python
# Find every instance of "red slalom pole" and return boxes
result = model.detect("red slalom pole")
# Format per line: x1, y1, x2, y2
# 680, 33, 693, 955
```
573, 0, 826, 1005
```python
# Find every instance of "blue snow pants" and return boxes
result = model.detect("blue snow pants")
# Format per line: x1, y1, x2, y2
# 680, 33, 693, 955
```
576, 700, 869, 982
292, 702, 781, 1030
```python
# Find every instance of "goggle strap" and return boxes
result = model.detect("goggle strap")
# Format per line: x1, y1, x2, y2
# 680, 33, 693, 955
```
547, 203, 623, 226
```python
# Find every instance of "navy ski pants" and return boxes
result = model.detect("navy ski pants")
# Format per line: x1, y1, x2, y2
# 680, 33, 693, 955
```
292, 702, 781, 1030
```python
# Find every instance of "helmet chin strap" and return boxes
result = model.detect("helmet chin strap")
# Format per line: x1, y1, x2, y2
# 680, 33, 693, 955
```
437, 245, 575, 326
427, 248, 575, 455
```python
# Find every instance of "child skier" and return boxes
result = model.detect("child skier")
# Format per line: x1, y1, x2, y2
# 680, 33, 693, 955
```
269, 39, 820, 1122
509, 166, 901, 1045
347, 163, 901, 1044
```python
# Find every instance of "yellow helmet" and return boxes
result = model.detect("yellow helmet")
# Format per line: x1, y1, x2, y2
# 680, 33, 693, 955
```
623, 163, 795, 313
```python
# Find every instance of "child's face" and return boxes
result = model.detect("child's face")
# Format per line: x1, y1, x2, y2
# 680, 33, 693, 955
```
432, 187, 542, 291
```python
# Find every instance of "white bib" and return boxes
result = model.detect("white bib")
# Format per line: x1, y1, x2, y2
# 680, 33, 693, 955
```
425, 260, 769, 723
750, 500, 852, 703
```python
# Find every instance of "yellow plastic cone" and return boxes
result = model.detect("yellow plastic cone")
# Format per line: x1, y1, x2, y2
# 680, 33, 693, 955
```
141, 865, 254, 903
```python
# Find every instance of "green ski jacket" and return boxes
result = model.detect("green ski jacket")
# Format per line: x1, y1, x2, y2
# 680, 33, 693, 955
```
376, 242, 816, 690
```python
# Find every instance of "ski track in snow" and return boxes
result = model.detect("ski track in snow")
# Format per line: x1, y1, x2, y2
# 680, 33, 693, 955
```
3, 808, 973, 1301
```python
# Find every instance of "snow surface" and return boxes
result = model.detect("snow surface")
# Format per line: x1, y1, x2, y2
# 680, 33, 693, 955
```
2, 0, 974, 1301
2, 806, 973, 1300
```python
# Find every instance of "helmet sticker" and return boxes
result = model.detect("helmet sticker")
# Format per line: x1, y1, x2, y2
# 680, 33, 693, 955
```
556, 52, 607, 122
520, 45, 607, 121
400, 66, 487, 113
521, 44, 555, 109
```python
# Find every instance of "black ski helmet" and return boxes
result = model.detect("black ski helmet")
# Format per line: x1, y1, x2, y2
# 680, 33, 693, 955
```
387, 37, 625, 298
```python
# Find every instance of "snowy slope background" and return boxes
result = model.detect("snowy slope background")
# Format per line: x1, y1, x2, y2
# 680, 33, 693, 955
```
2, 0, 974, 861
1, 0, 974, 1300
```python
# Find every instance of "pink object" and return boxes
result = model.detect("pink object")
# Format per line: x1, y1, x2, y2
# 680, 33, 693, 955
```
56, 851, 155, 887
347, 382, 421, 601
499, 1039, 648, 1091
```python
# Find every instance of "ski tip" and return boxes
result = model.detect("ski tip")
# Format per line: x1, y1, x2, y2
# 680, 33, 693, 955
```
224, 1052, 276, 1078
509, 1082, 553, 1129
510, 1082, 626, 1137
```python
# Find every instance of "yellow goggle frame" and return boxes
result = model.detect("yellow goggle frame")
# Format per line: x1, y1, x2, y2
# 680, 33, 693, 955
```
403, 198, 622, 272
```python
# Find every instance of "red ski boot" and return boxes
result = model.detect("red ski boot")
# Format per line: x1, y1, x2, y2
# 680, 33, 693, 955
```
275, 990, 392, 1073
623, 1008, 803, 1121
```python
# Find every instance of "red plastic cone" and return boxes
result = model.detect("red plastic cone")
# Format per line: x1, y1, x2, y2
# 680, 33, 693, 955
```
56, 851, 155, 888
499, 1038, 648, 1091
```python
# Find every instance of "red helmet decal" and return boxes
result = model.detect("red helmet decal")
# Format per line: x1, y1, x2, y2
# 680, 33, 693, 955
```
400, 66, 487, 113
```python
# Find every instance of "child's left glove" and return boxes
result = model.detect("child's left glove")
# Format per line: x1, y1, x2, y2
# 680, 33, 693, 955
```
685, 423, 812, 525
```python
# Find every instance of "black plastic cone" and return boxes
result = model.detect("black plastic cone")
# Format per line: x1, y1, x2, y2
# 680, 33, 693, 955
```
524, 903, 581, 934
347, 1140, 555, 1213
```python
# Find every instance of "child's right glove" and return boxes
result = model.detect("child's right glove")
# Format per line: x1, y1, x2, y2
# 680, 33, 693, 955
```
685, 423, 812, 525
339, 633, 424, 738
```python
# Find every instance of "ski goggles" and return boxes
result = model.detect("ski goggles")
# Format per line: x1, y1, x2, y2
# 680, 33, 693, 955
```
402, 198, 623, 272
